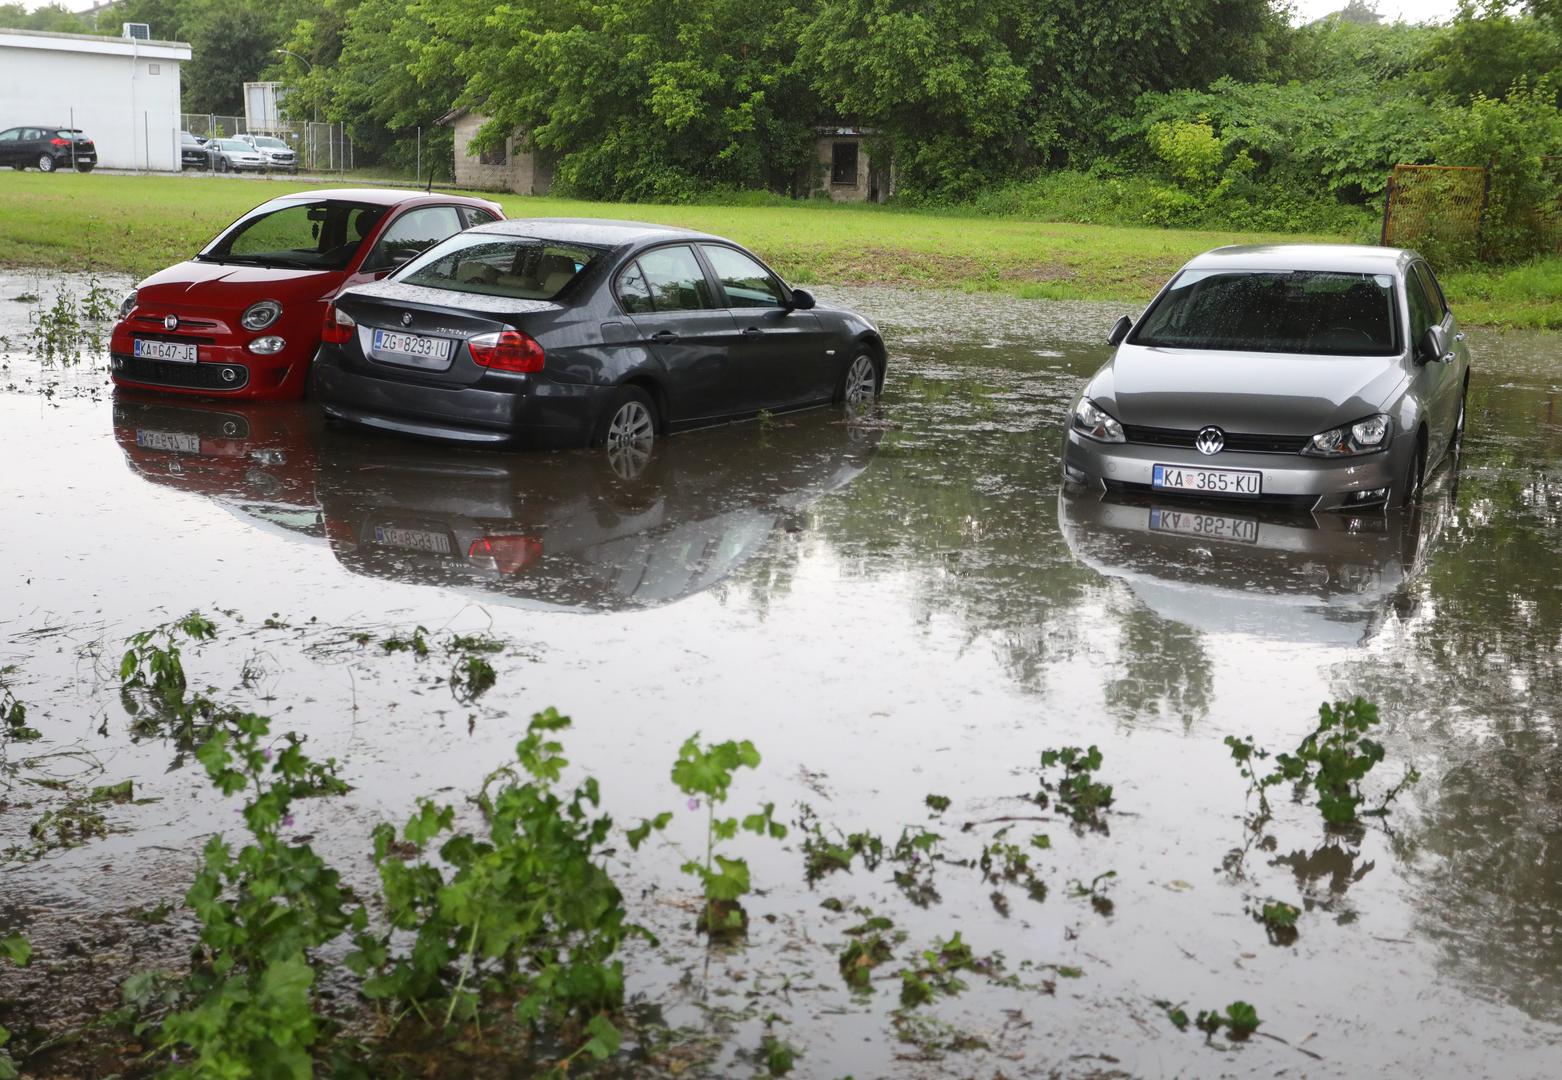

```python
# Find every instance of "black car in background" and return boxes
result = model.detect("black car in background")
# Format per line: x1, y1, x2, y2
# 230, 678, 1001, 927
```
312, 219, 886, 449
179, 131, 211, 170
0, 126, 96, 172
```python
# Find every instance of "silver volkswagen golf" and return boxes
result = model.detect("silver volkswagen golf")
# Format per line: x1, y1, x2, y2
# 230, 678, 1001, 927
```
1063, 245, 1470, 511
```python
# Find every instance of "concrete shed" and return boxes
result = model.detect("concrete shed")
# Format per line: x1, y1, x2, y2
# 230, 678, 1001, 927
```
0, 28, 192, 171
436, 108, 554, 196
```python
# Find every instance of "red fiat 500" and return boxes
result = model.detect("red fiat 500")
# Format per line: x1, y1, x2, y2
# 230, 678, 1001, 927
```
110, 189, 504, 400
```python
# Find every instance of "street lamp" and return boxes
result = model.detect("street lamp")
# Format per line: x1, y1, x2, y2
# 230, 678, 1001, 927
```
273, 48, 320, 167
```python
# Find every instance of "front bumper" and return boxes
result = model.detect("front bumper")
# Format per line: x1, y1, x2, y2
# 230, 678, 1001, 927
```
1062, 428, 1406, 512
311, 346, 611, 448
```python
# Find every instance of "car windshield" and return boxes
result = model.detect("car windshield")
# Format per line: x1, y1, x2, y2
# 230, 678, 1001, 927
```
395, 234, 605, 300
1129, 269, 1400, 356
254, 137, 288, 149
198, 200, 389, 271
216, 139, 252, 151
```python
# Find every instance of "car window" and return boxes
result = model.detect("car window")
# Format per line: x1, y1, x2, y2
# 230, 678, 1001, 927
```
200, 199, 390, 271
0, 130, 17, 142
636, 245, 714, 312
395, 234, 605, 300
1130, 269, 1399, 356
701, 244, 786, 308
361, 206, 465, 272
463, 207, 500, 228
22, 129, 42, 141
1412, 262, 1448, 321
1406, 268, 1437, 345
616, 261, 654, 314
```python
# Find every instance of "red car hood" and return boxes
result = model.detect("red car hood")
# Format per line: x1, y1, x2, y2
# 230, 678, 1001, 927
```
136, 260, 345, 313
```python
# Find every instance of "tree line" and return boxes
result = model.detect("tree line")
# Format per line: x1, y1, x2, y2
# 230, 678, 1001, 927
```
5, 0, 1559, 257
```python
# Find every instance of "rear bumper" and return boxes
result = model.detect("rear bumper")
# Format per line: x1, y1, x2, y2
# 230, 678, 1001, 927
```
1062, 428, 1409, 512
311, 345, 610, 448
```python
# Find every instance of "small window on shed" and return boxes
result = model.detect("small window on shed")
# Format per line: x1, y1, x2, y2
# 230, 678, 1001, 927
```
831, 141, 858, 186
478, 141, 508, 167
148, 63, 160, 75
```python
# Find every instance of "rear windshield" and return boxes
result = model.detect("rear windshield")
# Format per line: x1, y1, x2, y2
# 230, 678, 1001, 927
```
198, 200, 389, 272
55, 129, 83, 138
395, 233, 605, 300
1129, 269, 1400, 356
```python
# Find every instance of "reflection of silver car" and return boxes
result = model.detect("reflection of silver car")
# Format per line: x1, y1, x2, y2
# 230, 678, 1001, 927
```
1063, 245, 1470, 511
1058, 484, 1450, 645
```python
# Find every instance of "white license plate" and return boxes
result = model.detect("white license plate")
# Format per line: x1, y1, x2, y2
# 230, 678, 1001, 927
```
372, 329, 452, 365
135, 429, 201, 454
373, 526, 451, 554
1149, 507, 1259, 544
133, 339, 198, 363
1152, 463, 1262, 497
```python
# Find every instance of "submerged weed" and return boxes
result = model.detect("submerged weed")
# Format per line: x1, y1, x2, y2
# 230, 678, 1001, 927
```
1036, 745, 1114, 828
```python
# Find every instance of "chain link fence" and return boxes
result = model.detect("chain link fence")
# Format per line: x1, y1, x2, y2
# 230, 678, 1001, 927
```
1383, 160, 1562, 263
180, 116, 354, 173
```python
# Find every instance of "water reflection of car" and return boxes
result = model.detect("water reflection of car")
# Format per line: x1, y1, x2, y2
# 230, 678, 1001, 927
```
315, 412, 880, 612
111, 395, 326, 541
1064, 245, 1470, 511
1058, 482, 1450, 645
109, 189, 503, 401
313, 219, 886, 449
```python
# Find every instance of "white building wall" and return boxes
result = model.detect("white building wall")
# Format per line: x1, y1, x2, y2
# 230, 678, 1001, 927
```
0, 30, 191, 171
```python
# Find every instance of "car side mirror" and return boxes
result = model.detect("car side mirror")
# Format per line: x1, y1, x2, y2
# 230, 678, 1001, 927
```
1106, 315, 1133, 347
1416, 325, 1447, 365
788, 287, 816, 311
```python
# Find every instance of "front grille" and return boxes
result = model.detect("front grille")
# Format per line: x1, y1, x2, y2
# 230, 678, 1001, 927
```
1104, 479, 1320, 509
1122, 424, 1309, 455
113, 354, 249, 390
133, 315, 222, 334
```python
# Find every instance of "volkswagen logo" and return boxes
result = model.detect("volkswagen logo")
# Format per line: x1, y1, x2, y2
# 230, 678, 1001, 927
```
400, 311, 414, 327
163, 314, 178, 331
1195, 426, 1225, 455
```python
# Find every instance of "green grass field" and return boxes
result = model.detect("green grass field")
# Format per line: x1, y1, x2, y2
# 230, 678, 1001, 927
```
1, 171, 1555, 328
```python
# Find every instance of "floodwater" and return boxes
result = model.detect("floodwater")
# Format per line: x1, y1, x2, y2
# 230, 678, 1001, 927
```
2, 272, 1561, 1077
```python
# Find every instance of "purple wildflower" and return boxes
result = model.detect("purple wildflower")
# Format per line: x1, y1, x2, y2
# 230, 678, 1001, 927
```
687, 797, 700, 811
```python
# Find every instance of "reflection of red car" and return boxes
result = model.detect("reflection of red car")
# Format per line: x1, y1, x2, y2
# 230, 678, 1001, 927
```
110, 188, 503, 401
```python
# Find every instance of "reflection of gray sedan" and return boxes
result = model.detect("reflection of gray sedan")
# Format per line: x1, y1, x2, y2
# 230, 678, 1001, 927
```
1063, 245, 1470, 511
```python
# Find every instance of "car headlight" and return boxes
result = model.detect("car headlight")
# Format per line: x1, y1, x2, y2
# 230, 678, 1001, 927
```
1072, 397, 1126, 444
119, 290, 138, 319
1303, 413, 1392, 457
240, 300, 282, 331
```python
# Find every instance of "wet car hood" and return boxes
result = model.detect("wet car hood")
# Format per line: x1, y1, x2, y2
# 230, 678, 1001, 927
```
136, 260, 343, 311
1088, 344, 1409, 435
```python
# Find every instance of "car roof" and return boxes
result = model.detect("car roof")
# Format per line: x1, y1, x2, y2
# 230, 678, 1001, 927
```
253, 188, 501, 210
471, 218, 720, 247
1183, 244, 1414, 275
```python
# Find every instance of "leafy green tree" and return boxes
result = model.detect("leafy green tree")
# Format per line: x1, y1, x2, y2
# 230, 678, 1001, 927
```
182, 0, 280, 115
1416, 5, 1562, 105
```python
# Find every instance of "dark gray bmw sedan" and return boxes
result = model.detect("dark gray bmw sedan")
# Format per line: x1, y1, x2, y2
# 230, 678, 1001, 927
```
311, 219, 886, 448
1063, 245, 1471, 511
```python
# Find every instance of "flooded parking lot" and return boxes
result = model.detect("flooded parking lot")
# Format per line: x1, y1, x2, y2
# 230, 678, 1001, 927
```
2, 273, 1561, 1076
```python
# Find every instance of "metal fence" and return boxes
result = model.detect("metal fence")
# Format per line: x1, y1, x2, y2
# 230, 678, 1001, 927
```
1383, 160, 1562, 261
180, 115, 354, 173
1380, 164, 1488, 261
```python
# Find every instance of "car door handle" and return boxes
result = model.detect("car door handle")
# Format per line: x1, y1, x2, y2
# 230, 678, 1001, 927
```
1454, 332, 1466, 342
1440, 352, 1456, 364
741, 327, 764, 337
651, 330, 679, 343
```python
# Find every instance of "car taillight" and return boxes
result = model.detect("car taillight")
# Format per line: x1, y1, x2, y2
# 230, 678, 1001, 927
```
321, 303, 356, 344
467, 535, 543, 575
467, 330, 544, 373
50, 138, 68, 147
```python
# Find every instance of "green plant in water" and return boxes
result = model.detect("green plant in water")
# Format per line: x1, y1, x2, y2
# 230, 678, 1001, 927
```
839, 915, 898, 990
1195, 1000, 1261, 1040
120, 612, 218, 701
896, 931, 980, 1008
0, 667, 39, 743
0, 932, 29, 1079
1037, 745, 1114, 826
149, 711, 354, 1077
670, 733, 786, 937
760, 1034, 797, 1076
1227, 698, 1418, 828
1256, 898, 1301, 945
379, 625, 430, 657
351, 708, 640, 1065
450, 654, 497, 702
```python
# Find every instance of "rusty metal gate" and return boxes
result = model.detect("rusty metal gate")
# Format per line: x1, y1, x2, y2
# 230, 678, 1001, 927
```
1380, 164, 1488, 259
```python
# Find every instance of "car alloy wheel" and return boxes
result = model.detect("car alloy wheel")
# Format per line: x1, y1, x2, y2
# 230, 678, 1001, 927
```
1402, 443, 1426, 507
842, 352, 878, 409
37, 154, 55, 173
607, 400, 654, 447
